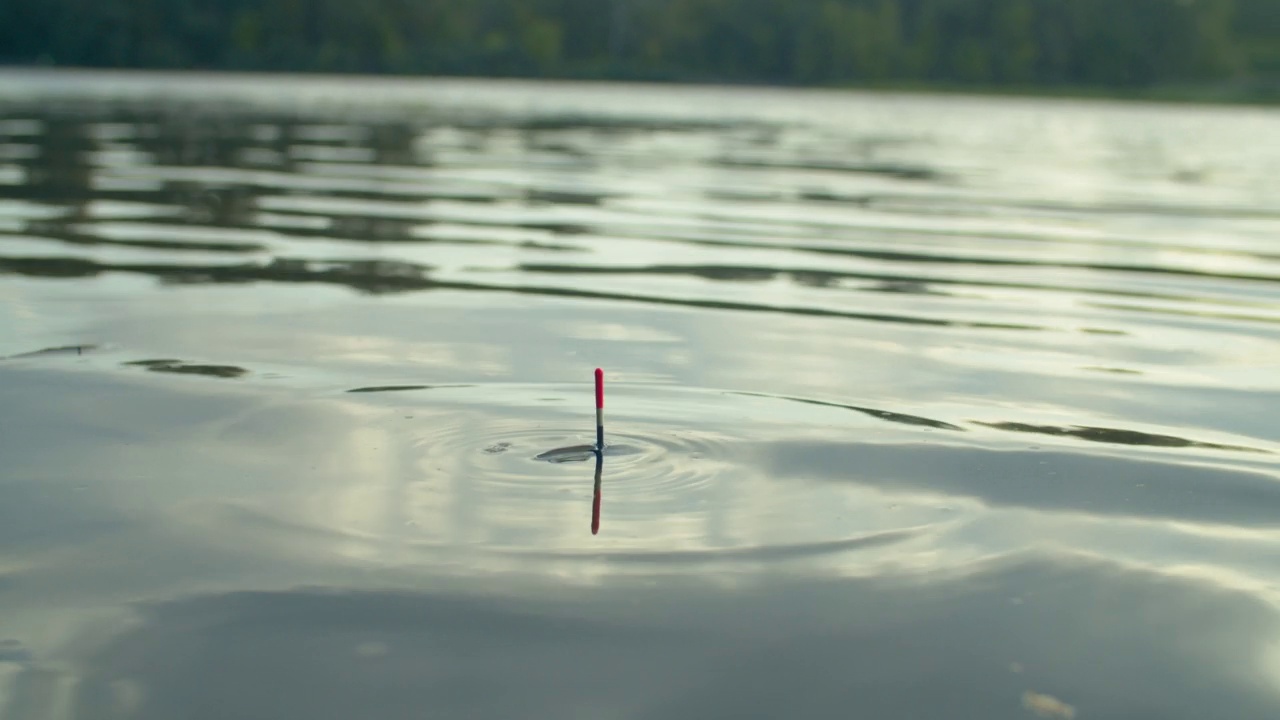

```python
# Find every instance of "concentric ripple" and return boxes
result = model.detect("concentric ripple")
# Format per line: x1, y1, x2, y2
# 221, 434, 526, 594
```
344, 381, 945, 561
409, 408, 742, 505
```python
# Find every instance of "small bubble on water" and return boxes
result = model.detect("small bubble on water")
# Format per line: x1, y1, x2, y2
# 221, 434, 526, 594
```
483, 442, 512, 455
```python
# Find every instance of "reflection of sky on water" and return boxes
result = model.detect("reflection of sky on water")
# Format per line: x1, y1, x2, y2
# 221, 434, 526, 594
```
5, 305, 1280, 717
2, 71, 1280, 717
3, 361, 1279, 584
5, 555, 1280, 719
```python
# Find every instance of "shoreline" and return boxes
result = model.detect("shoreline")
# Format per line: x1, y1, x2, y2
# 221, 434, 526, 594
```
2, 64, 1277, 109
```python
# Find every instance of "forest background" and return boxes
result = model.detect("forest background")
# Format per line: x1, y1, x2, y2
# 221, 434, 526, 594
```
2, 0, 1279, 102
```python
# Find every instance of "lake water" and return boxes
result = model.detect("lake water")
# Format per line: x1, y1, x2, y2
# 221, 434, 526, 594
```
2, 69, 1280, 719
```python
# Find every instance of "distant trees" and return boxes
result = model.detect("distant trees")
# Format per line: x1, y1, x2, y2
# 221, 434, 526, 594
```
0, 0, 1273, 93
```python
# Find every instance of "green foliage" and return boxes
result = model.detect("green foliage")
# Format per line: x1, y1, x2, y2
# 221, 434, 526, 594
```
0, 0, 1271, 91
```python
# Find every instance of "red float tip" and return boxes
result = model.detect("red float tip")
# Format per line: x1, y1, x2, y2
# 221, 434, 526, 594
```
594, 368, 604, 409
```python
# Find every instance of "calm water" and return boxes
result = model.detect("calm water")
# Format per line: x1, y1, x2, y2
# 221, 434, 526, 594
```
2, 69, 1280, 719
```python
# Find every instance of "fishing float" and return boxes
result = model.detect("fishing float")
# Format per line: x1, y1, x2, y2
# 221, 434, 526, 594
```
592, 367, 604, 535
595, 367, 604, 451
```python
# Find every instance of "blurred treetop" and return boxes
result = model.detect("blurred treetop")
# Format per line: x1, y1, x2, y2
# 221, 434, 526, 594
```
2, 0, 1277, 97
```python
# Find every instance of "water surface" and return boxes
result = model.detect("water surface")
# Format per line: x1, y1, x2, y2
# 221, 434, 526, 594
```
2, 69, 1280, 719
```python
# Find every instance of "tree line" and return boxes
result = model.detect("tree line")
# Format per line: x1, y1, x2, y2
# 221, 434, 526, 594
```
1, 0, 1277, 93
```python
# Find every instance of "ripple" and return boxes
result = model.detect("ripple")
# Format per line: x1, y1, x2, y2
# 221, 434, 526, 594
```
409, 416, 738, 509
975, 421, 1271, 454
326, 381, 946, 560
728, 390, 963, 431
714, 156, 946, 182
346, 384, 473, 393
3, 344, 99, 360
507, 527, 929, 565
533, 444, 596, 463
125, 359, 248, 379
0, 252, 1051, 330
